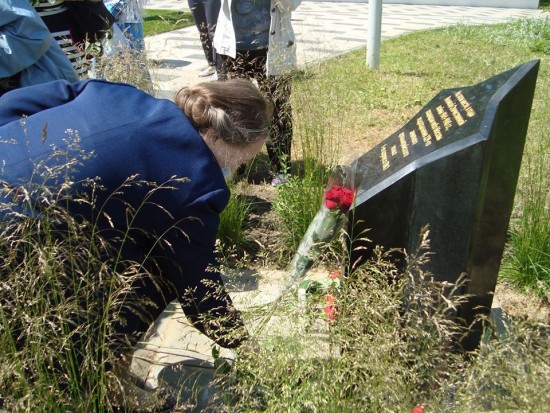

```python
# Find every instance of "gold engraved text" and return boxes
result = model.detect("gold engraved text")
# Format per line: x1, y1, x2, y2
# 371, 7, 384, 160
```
399, 132, 409, 157
381, 145, 390, 170
456, 90, 476, 118
426, 109, 443, 141
409, 130, 418, 145
445, 96, 465, 126
378, 90, 478, 172
436, 105, 452, 131
416, 117, 432, 146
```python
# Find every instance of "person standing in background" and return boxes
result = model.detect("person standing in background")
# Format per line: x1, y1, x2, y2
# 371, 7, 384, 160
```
109, 0, 148, 50
0, 0, 78, 96
214, 0, 301, 186
31, 0, 97, 78
188, 0, 221, 78
103, 0, 153, 93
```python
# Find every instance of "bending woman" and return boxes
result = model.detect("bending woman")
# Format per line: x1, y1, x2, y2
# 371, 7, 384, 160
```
0, 78, 271, 354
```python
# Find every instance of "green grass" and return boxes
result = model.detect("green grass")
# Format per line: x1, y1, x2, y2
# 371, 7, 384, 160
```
143, 9, 194, 36
219, 186, 252, 251
1, 14, 549, 412
503, 143, 550, 300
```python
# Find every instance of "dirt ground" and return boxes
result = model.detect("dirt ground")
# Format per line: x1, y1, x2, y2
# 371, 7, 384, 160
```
495, 282, 549, 322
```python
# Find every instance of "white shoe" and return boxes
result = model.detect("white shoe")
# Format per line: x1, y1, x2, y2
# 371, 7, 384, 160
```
198, 65, 216, 77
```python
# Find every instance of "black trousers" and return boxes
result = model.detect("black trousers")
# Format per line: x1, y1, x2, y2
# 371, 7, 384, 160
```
188, 0, 221, 67
220, 49, 293, 175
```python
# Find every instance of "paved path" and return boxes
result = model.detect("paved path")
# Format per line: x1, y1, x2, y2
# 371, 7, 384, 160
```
144, 0, 541, 98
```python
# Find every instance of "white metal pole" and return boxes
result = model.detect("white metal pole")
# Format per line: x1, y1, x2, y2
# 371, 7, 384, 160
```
367, 0, 383, 70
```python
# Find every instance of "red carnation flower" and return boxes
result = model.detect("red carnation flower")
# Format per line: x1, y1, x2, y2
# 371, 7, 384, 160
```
324, 185, 355, 213
324, 304, 336, 322
324, 293, 336, 322
328, 271, 341, 280
410, 404, 425, 413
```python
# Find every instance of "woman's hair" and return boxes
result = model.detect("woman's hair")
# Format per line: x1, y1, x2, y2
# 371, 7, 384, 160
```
174, 79, 273, 145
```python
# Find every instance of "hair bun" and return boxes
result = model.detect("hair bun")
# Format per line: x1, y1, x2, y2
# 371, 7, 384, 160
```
174, 79, 272, 145
176, 87, 211, 129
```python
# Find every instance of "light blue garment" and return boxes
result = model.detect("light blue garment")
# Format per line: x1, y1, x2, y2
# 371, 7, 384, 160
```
116, 21, 145, 50
0, 0, 78, 87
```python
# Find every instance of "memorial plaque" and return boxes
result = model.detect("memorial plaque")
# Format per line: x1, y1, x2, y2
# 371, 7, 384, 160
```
348, 60, 540, 350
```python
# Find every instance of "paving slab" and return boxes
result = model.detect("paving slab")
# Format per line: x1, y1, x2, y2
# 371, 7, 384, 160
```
129, 267, 330, 410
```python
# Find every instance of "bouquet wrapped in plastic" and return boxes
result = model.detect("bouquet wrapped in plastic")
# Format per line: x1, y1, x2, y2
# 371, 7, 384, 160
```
253, 167, 357, 335
289, 166, 356, 284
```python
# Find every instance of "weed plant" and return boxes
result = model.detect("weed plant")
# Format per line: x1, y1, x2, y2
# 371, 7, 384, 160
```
0, 138, 186, 411
200, 229, 549, 412
212, 232, 465, 412
218, 182, 252, 251
95, 40, 155, 94
0, 146, 113, 410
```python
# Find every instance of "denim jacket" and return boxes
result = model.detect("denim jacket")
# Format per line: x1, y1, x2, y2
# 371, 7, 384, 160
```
214, 0, 302, 76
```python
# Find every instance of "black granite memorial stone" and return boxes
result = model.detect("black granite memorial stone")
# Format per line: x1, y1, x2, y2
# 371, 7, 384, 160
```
348, 60, 540, 350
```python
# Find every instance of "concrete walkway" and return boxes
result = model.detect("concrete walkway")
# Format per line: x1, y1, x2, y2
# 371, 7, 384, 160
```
131, 2, 543, 410
144, 0, 542, 98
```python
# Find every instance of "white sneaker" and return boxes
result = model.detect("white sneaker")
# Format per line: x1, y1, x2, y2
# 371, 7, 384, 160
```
198, 65, 216, 77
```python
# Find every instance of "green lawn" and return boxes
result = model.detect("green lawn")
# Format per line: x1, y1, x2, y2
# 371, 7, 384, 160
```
143, 9, 194, 36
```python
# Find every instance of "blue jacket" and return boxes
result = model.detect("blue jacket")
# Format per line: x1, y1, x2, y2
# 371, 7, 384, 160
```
0, 79, 243, 347
0, 0, 78, 86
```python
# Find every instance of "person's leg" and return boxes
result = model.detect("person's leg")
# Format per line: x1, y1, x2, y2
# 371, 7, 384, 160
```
266, 75, 293, 178
107, 269, 178, 408
221, 50, 292, 180
239, 50, 293, 179
188, 0, 216, 74
221, 50, 267, 177
217, 54, 230, 80
218, 48, 258, 81
204, 0, 221, 71
236, 49, 266, 80
112, 274, 177, 354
